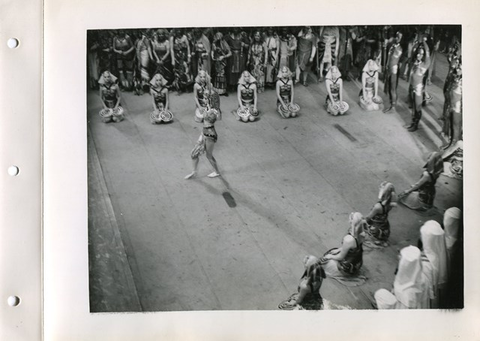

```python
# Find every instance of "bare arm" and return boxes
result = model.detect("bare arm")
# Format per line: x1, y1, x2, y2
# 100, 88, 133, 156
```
150, 90, 157, 110
114, 86, 121, 109
276, 81, 286, 108
362, 72, 367, 97
374, 72, 379, 97
162, 41, 171, 62
164, 89, 169, 110
253, 84, 258, 111
326, 235, 356, 261
193, 84, 202, 110
326, 80, 334, 103
365, 202, 383, 222
99, 89, 108, 109
237, 84, 244, 109
170, 37, 175, 66
339, 79, 344, 103
402, 172, 431, 195
290, 80, 294, 104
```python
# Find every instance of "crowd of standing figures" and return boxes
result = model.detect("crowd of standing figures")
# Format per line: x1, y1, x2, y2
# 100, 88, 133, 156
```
88, 25, 463, 310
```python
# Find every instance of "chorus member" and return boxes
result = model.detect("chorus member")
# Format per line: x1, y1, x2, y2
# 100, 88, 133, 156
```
405, 37, 431, 132
113, 30, 135, 90
393, 246, 430, 309
149, 73, 173, 124
442, 56, 462, 150
225, 28, 244, 91
364, 182, 397, 245
296, 26, 316, 86
184, 108, 221, 180
443, 207, 461, 264
151, 29, 174, 85
374, 289, 398, 309
171, 29, 191, 94
359, 59, 383, 111
87, 31, 100, 90
264, 28, 279, 88
98, 71, 123, 123
383, 30, 403, 113
193, 29, 211, 76
98, 31, 115, 75
278, 255, 325, 310
135, 30, 154, 88
338, 26, 354, 81
234, 71, 258, 122
276, 66, 299, 118
317, 26, 339, 81
443, 207, 463, 308
399, 152, 443, 211
247, 31, 267, 93
320, 212, 367, 286
324, 66, 349, 116
419, 220, 448, 308
277, 27, 297, 73
211, 32, 232, 96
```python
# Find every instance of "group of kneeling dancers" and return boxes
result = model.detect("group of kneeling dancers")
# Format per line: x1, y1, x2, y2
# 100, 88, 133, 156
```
97, 63, 354, 179
278, 151, 462, 310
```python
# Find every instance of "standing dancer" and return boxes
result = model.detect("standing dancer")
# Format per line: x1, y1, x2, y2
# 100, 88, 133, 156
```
184, 107, 221, 180
405, 36, 431, 132
113, 30, 135, 91
211, 32, 232, 96
264, 28, 279, 89
296, 26, 316, 86
247, 31, 267, 93
317, 26, 339, 82
171, 28, 192, 95
383, 30, 403, 113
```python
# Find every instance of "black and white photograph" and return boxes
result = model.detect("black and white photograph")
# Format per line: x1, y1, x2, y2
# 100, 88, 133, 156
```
86, 24, 464, 313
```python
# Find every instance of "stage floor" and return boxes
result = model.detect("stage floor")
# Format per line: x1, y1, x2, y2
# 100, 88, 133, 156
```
87, 54, 462, 312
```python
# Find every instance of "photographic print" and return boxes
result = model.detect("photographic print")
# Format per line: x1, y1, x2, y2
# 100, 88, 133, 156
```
86, 24, 463, 313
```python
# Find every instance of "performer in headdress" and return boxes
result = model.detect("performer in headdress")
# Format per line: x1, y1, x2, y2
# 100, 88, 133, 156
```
275, 66, 300, 118
324, 66, 349, 116
398, 152, 443, 211
98, 71, 124, 123
233, 71, 259, 122
278, 255, 325, 310
149, 73, 173, 124
359, 59, 383, 111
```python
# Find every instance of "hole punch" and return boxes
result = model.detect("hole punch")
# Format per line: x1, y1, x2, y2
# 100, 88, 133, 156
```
8, 166, 19, 176
7, 38, 19, 49
7, 296, 21, 307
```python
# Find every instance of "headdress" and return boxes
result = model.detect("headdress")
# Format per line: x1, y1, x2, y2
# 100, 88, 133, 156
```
363, 59, 379, 73
150, 73, 168, 87
325, 66, 342, 81
238, 71, 257, 85
277, 66, 293, 80
420, 220, 449, 288
98, 71, 117, 85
